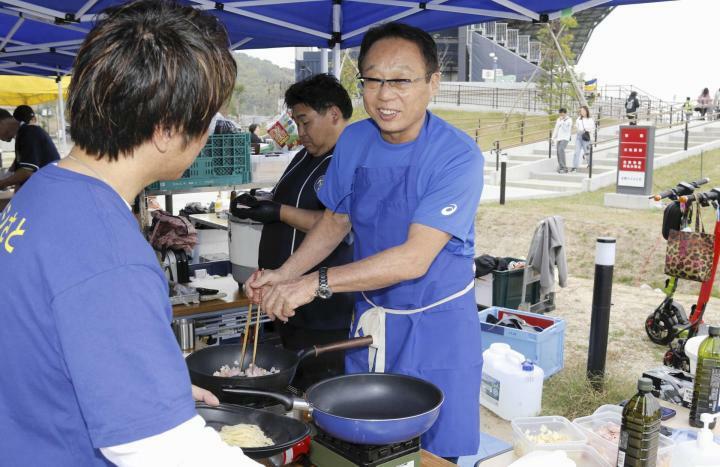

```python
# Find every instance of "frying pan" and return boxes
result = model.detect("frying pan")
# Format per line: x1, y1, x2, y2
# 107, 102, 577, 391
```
186, 336, 372, 399
196, 402, 310, 459
224, 373, 444, 445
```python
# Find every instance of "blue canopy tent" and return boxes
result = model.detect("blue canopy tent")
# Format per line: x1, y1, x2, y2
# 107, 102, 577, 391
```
0, 0, 672, 145
0, 0, 672, 77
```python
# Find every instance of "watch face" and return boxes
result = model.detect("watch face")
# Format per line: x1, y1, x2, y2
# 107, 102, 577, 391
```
316, 286, 333, 299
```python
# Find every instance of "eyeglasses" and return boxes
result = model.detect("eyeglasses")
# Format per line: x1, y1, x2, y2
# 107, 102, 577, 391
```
356, 72, 433, 92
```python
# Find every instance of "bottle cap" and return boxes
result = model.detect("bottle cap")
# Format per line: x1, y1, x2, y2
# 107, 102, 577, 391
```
522, 361, 534, 372
709, 326, 720, 337
638, 377, 653, 392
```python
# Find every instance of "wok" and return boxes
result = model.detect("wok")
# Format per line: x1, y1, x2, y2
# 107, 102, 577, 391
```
186, 336, 372, 400
195, 402, 310, 459
224, 373, 444, 445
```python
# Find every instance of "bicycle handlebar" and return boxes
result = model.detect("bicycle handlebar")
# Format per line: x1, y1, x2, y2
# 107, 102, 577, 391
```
678, 188, 720, 204
651, 177, 710, 201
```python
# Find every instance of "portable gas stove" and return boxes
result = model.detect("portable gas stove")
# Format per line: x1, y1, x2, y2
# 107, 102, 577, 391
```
309, 428, 421, 467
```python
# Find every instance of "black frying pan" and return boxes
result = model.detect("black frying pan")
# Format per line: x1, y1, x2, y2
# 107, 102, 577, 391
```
196, 402, 310, 459
225, 373, 444, 445
186, 336, 372, 400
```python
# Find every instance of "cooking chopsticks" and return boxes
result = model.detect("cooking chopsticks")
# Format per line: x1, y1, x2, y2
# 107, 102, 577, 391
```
251, 302, 262, 367
239, 302, 253, 370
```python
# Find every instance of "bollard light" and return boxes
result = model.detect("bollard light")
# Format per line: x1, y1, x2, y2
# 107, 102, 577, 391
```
587, 237, 616, 390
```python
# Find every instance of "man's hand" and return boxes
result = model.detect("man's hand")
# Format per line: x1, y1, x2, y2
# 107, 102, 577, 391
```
244, 268, 288, 303
191, 384, 220, 406
261, 274, 317, 322
231, 193, 280, 224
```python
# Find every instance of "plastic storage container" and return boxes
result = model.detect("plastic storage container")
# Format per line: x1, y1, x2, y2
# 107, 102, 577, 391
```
511, 415, 587, 457
573, 412, 674, 466
478, 307, 565, 378
510, 445, 610, 467
491, 257, 540, 309
147, 133, 251, 192
480, 343, 544, 420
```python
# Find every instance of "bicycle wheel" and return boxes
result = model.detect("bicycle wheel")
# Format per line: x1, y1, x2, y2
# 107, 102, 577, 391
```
645, 311, 675, 345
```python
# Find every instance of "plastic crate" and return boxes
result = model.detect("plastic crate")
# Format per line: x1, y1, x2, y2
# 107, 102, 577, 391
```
492, 257, 540, 309
478, 307, 565, 378
147, 133, 251, 192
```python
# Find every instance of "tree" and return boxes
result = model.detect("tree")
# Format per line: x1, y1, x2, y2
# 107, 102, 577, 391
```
339, 50, 361, 100
536, 16, 581, 115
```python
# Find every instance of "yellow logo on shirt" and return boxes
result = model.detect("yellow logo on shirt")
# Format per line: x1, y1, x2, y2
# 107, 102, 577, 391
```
0, 203, 27, 254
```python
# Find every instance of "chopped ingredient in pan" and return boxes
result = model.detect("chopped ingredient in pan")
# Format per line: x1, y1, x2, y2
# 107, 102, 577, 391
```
219, 423, 273, 448
213, 361, 279, 377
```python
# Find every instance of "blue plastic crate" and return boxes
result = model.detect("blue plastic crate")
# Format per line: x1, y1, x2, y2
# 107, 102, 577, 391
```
478, 307, 565, 378
147, 133, 251, 192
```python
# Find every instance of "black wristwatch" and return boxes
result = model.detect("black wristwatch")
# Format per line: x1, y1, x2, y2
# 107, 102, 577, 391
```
315, 267, 333, 299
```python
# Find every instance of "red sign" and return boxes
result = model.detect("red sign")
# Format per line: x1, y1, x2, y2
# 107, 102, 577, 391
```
618, 127, 649, 188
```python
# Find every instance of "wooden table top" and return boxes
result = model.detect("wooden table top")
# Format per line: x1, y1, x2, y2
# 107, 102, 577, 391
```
172, 275, 251, 318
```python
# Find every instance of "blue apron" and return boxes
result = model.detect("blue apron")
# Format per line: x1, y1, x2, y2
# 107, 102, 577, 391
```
344, 123, 483, 457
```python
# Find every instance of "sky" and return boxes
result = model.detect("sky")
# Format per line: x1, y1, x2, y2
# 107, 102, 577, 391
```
239, 0, 719, 103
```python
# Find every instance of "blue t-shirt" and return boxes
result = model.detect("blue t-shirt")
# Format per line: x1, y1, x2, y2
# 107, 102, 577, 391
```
0, 164, 195, 466
318, 112, 484, 258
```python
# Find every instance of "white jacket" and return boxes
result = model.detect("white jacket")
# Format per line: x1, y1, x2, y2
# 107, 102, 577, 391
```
552, 116, 572, 141
575, 117, 595, 135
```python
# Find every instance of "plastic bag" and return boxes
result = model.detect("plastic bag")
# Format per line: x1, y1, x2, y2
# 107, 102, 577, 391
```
266, 111, 299, 148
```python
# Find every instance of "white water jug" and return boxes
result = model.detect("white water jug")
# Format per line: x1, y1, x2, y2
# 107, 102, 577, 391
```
481, 343, 544, 420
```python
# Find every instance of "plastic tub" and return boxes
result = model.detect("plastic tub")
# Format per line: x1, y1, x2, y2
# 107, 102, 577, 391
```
532, 444, 611, 467
572, 412, 673, 466
511, 416, 587, 457
572, 412, 621, 464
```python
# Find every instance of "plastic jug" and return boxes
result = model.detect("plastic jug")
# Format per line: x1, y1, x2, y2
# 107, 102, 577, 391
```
671, 412, 720, 467
481, 343, 544, 420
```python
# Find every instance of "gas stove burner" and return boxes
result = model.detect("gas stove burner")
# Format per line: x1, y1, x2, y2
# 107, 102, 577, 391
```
310, 427, 421, 467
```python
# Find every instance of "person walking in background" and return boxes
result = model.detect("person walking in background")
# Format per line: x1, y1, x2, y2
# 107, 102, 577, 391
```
683, 97, 694, 121
625, 91, 640, 125
551, 108, 572, 173
572, 105, 594, 173
697, 88, 712, 119
713, 88, 720, 120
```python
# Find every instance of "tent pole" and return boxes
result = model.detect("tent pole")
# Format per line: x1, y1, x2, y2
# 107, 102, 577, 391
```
320, 48, 328, 73
57, 78, 67, 154
331, 2, 342, 78
546, 23, 587, 108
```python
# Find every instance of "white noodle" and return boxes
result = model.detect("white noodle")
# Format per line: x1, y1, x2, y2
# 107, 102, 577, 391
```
219, 423, 273, 448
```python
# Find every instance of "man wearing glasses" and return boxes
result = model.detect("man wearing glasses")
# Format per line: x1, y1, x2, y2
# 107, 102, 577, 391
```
247, 22, 484, 462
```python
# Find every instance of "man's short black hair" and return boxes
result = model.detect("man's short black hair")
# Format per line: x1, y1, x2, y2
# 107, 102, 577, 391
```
0, 109, 12, 121
248, 123, 258, 133
13, 105, 35, 124
559, 108, 567, 114
68, 0, 237, 161
358, 22, 439, 76
285, 74, 352, 120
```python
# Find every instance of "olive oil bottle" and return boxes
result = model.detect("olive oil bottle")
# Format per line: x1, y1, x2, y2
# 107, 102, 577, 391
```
689, 326, 720, 429
616, 378, 661, 467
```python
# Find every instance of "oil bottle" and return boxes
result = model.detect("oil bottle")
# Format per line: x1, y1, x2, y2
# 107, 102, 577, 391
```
689, 326, 720, 428
616, 377, 661, 466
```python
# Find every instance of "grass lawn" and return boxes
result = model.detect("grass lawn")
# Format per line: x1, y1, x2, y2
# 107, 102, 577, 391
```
476, 148, 720, 297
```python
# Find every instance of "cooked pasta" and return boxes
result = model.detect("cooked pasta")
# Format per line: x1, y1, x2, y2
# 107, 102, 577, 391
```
219, 423, 273, 448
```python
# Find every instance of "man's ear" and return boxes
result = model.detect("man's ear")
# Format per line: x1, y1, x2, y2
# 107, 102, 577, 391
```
152, 126, 173, 153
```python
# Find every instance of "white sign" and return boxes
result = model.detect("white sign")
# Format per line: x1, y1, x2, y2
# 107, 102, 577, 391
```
482, 69, 495, 80
618, 170, 645, 188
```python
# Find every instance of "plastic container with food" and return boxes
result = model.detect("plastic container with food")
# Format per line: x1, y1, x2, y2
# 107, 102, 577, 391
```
511, 415, 587, 457
572, 412, 674, 466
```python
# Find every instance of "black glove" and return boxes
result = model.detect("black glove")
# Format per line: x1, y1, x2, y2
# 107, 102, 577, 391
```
231, 193, 281, 224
